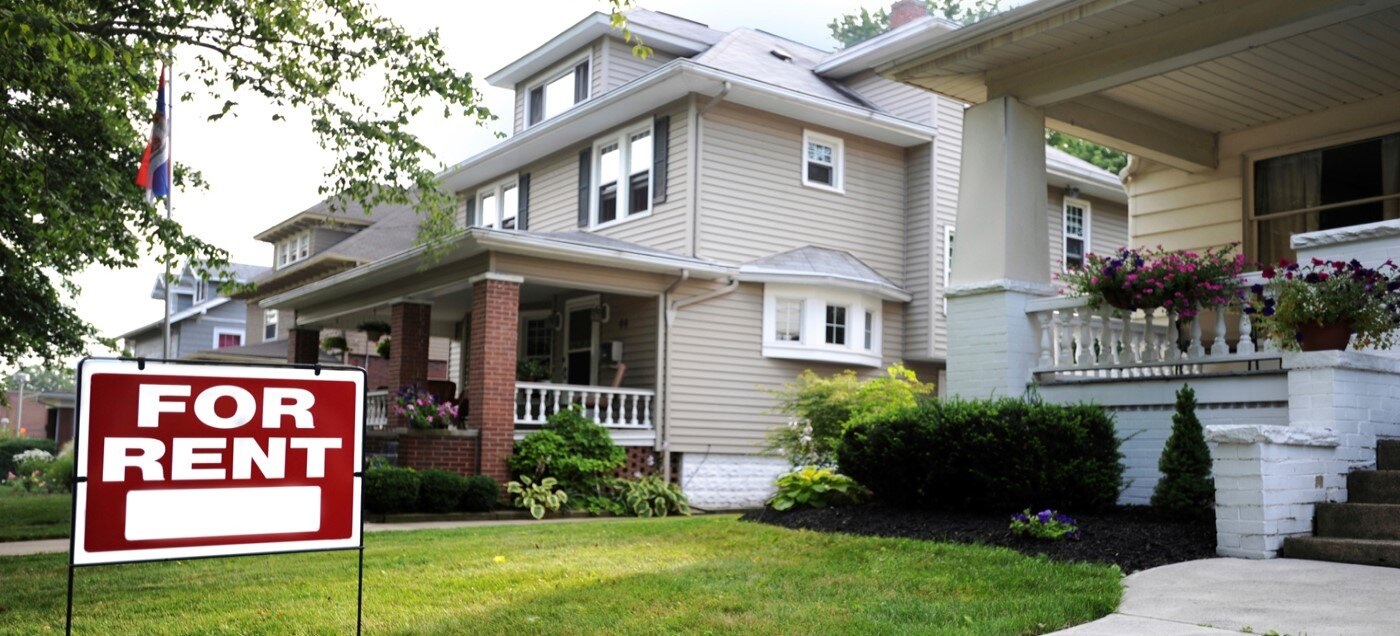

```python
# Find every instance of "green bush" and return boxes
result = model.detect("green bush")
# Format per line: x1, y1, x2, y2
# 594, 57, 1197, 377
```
44, 444, 75, 493
509, 406, 625, 491
460, 475, 499, 512
507, 475, 567, 519
768, 467, 864, 511
417, 469, 467, 513
766, 364, 935, 467
0, 439, 56, 475
839, 398, 1123, 512
616, 477, 690, 517
1151, 385, 1214, 518
364, 466, 421, 514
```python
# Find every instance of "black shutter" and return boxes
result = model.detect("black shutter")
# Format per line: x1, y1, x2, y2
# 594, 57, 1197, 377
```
577, 148, 591, 227
464, 195, 476, 227
652, 115, 670, 205
574, 61, 590, 103
517, 173, 531, 231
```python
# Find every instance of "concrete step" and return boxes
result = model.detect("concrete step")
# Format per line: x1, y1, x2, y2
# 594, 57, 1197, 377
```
1349, 470, 1400, 504
1379, 439, 1400, 471
1283, 536, 1400, 569
1315, 503, 1400, 541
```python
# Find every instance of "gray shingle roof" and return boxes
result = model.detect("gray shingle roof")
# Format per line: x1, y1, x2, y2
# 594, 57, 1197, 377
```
693, 29, 870, 110
741, 246, 902, 291
626, 9, 726, 47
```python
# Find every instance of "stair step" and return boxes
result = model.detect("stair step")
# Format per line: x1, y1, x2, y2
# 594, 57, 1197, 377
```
1349, 470, 1400, 504
1379, 439, 1400, 471
1315, 503, 1400, 540
1284, 536, 1400, 569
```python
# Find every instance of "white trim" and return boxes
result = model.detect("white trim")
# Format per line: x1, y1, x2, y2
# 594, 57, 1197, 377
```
590, 120, 655, 229
518, 309, 554, 364
472, 175, 522, 230
523, 51, 593, 129
466, 272, 525, 285
1062, 197, 1091, 272
485, 13, 713, 87
276, 231, 312, 270
211, 327, 244, 349
801, 129, 845, 193
941, 225, 954, 314
761, 284, 882, 367
263, 308, 279, 341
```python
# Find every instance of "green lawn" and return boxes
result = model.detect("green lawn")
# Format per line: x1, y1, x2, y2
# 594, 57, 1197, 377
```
0, 494, 70, 541
0, 516, 1118, 635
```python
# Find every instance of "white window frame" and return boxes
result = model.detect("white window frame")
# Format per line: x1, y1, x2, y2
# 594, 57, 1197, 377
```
212, 327, 244, 349
801, 130, 845, 193
524, 53, 592, 129
473, 175, 522, 230
773, 298, 804, 343
762, 284, 881, 367
276, 231, 311, 269
518, 309, 554, 366
1062, 197, 1091, 272
590, 121, 654, 229
264, 309, 279, 341
942, 225, 954, 314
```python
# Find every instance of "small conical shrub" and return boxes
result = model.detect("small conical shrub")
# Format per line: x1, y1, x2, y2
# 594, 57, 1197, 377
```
1151, 384, 1215, 517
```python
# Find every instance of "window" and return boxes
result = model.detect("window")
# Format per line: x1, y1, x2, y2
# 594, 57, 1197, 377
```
1252, 131, 1400, 264
214, 329, 243, 349
195, 280, 208, 303
525, 57, 590, 127
942, 226, 954, 314
519, 311, 554, 372
762, 285, 881, 367
802, 130, 844, 192
1063, 198, 1090, 270
264, 309, 278, 341
473, 177, 521, 230
277, 231, 311, 269
590, 124, 652, 227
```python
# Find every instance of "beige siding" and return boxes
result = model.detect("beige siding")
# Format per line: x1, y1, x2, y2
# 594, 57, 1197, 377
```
1046, 186, 1130, 269
697, 102, 907, 282
903, 144, 934, 361
844, 71, 937, 125
929, 96, 965, 360
602, 36, 674, 91
666, 281, 906, 455
598, 293, 659, 391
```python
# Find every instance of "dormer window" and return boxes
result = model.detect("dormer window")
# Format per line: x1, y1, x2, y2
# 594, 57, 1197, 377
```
473, 177, 522, 229
277, 231, 311, 269
526, 56, 590, 128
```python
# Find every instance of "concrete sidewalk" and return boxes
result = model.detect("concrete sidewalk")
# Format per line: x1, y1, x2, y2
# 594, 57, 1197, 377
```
1053, 558, 1400, 635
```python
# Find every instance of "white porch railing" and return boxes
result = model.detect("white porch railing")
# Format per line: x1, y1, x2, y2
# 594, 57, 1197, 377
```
366, 390, 389, 429
1028, 275, 1282, 380
515, 381, 654, 429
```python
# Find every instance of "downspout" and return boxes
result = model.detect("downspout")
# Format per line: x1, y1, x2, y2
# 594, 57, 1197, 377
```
661, 275, 737, 483
658, 270, 690, 482
690, 81, 731, 258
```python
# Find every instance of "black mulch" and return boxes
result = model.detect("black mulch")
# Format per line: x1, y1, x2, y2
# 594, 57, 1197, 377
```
741, 504, 1215, 573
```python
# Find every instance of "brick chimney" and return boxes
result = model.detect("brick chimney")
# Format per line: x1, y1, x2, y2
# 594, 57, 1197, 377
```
889, 0, 926, 29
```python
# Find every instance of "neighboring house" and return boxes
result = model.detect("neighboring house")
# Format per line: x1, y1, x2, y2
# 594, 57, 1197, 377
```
119, 263, 268, 360
258, 8, 1126, 508
859, 0, 1400, 563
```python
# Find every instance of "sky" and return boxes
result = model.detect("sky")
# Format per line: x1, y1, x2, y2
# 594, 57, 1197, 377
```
70, 0, 985, 357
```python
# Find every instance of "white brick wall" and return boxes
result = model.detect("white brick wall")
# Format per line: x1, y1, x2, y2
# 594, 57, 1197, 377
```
679, 453, 788, 510
945, 283, 1054, 398
1207, 424, 1338, 558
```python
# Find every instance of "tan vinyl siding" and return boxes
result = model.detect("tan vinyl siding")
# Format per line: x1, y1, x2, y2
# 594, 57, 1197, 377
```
311, 228, 354, 255
697, 102, 907, 283
903, 144, 934, 361
598, 293, 658, 391
1047, 186, 1130, 271
602, 36, 674, 91
666, 281, 906, 455
845, 71, 937, 126
930, 96, 965, 360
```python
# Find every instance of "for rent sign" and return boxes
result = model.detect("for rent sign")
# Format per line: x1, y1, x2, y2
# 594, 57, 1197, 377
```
72, 359, 364, 565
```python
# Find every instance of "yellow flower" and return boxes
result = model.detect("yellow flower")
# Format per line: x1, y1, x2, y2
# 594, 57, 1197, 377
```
492, 555, 507, 564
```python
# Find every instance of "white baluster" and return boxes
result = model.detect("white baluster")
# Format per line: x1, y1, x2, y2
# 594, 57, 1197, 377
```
1037, 312, 1053, 369
1188, 312, 1205, 359
1164, 310, 1180, 362
602, 391, 613, 425
1142, 308, 1158, 364
1211, 308, 1229, 356
1237, 309, 1256, 355
626, 394, 637, 426
1104, 308, 1120, 376
1069, 308, 1084, 369
1077, 308, 1093, 369
1056, 311, 1073, 368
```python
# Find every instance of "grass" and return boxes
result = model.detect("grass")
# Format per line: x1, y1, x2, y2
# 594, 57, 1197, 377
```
0, 493, 70, 541
0, 515, 1119, 635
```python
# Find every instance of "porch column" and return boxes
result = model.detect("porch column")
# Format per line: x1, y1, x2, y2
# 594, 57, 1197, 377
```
388, 302, 431, 428
467, 274, 521, 485
287, 327, 321, 364
945, 96, 1055, 398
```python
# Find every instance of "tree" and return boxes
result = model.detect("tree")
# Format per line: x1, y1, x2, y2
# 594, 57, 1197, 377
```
1151, 384, 1215, 518
1047, 130, 1128, 175
0, 0, 640, 369
2, 365, 76, 394
828, 1, 1002, 48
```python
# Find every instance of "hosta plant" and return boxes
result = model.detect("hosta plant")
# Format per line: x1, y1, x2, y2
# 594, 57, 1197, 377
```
1009, 509, 1082, 541
618, 476, 690, 517
768, 467, 864, 511
507, 475, 568, 520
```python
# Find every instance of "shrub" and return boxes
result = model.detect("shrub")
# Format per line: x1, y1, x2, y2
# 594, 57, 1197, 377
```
44, 444, 75, 493
509, 406, 625, 491
14, 448, 54, 475
461, 475, 499, 512
769, 467, 864, 511
766, 364, 935, 467
1010, 509, 1082, 541
508, 475, 567, 519
616, 476, 690, 517
364, 466, 421, 514
1152, 385, 1214, 517
417, 469, 468, 513
839, 398, 1123, 512
0, 439, 56, 475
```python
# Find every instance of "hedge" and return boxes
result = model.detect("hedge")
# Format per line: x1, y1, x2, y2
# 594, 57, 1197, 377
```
364, 466, 499, 515
838, 398, 1124, 512
364, 466, 421, 514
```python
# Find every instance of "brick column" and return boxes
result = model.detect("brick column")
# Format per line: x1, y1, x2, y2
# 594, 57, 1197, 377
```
388, 302, 432, 428
467, 274, 521, 485
287, 327, 321, 364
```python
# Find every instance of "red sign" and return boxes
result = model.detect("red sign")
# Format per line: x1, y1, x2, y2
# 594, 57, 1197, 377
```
72, 359, 364, 565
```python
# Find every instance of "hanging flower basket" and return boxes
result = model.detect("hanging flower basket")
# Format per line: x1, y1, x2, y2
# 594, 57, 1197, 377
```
1058, 244, 1244, 317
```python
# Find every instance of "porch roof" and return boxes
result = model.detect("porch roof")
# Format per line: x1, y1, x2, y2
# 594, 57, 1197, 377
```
739, 246, 913, 302
856, 0, 1400, 173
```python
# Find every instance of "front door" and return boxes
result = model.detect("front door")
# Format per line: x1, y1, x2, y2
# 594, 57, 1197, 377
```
564, 296, 599, 386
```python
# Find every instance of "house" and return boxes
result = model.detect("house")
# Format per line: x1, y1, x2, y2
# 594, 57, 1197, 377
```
119, 262, 268, 359
256, 7, 1127, 508
857, 0, 1400, 563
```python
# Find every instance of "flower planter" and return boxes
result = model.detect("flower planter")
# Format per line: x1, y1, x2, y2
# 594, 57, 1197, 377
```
1100, 288, 1136, 311
1297, 322, 1351, 351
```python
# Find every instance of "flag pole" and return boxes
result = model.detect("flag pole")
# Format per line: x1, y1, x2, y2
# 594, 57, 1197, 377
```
161, 60, 174, 359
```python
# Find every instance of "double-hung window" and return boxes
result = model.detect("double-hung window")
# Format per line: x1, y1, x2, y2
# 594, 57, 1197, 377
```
802, 130, 844, 192
1063, 198, 1090, 270
591, 124, 652, 227
526, 57, 590, 127
264, 309, 279, 341
824, 305, 848, 346
519, 311, 554, 372
276, 231, 311, 269
474, 177, 521, 230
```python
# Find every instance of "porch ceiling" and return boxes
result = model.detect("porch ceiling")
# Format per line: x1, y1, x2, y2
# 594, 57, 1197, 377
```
876, 0, 1400, 172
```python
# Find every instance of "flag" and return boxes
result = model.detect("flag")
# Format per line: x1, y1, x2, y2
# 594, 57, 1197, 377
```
135, 66, 170, 203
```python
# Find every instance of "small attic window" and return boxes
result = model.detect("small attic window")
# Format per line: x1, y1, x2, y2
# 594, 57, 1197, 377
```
770, 48, 793, 62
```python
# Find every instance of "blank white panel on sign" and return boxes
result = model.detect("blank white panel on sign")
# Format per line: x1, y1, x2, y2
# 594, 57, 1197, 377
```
125, 486, 322, 541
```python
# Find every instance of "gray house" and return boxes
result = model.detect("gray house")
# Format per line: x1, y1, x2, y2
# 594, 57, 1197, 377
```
256, 8, 1127, 507
119, 263, 269, 360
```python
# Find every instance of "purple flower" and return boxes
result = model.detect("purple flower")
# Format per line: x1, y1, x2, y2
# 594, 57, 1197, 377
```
1037, 510, 1053, 524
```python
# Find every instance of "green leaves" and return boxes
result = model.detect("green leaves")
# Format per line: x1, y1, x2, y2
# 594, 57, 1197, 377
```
508, 475, 568, 520
768, 467, 864, 511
